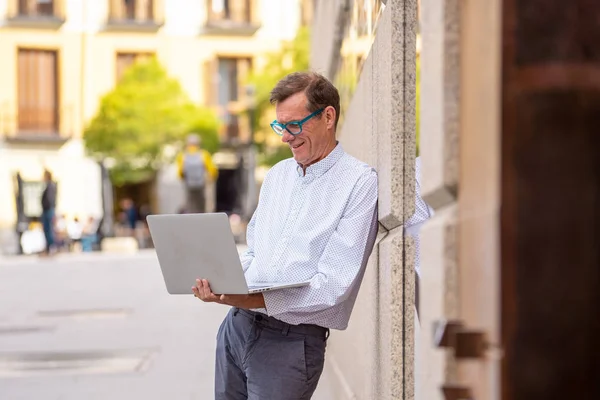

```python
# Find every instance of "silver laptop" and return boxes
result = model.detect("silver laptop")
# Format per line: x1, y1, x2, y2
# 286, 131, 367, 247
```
146, 213, 311, 295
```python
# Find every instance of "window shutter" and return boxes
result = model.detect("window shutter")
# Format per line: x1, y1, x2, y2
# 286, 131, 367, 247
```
17, 49, 58, 135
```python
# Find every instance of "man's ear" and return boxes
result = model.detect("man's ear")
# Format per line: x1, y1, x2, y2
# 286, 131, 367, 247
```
326, 106, 336, 130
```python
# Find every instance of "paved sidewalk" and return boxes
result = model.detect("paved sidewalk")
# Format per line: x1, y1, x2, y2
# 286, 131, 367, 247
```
0, 250, 335, 399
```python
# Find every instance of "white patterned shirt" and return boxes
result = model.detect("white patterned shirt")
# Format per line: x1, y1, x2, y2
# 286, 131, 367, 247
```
240, 145, 432, 330
241, 143, 378, 330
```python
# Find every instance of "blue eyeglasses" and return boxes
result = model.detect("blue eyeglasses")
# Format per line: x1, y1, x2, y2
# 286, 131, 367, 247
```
270, 108, 325, 136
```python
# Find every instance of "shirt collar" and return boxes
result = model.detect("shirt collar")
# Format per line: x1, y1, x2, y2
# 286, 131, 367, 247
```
296, 142, 344, 178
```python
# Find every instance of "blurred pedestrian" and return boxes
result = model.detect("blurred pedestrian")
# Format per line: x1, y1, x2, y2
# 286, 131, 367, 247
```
121, 198, 137, 236
177, 133, 218, 213
81, 216, 99, 252
40, 169, 57, 256
67, 217, 83, 251
54, 213, 68, 252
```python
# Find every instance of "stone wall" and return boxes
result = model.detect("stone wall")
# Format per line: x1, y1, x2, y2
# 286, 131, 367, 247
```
313, 1, 420, 399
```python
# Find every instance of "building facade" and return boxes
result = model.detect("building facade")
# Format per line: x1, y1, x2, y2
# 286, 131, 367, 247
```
312, 1, 600, 400
0, 0, 302, 254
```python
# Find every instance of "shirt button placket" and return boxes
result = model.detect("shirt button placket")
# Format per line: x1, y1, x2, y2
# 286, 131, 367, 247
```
271, 178, 302, 274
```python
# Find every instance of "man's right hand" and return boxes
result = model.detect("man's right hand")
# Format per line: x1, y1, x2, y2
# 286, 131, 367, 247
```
192, 279, 266, 309
192, 279, 221, 303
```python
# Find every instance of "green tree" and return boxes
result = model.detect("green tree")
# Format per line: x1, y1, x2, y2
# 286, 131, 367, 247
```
84, 58, 220, 186
247, 26, 310, 166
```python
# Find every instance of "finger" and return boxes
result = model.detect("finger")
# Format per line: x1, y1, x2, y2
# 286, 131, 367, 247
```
202, 279, 213, 298
195, 279, 207, 299
192, 286, 200, 298
195, 279, 219, 302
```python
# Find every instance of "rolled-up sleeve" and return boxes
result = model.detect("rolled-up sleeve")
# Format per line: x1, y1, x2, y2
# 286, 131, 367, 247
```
263, 170, 378, 316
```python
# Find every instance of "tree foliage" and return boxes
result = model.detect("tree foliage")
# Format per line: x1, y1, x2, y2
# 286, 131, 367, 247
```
84, 58, 220, 186
247, 27, 310, 166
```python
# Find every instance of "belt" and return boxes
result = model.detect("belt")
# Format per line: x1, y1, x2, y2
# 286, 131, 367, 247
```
234, 308, 330, 340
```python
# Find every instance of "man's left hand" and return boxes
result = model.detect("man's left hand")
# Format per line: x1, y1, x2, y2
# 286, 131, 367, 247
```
192, 279, 266, 309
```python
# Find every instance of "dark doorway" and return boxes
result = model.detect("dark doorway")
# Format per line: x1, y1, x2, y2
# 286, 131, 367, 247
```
215, 167, 243, 215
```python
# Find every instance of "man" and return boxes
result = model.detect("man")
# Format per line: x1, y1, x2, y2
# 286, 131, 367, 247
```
40, 169, 57, 256
193, 72, 379, 399
177, 134, 218, 213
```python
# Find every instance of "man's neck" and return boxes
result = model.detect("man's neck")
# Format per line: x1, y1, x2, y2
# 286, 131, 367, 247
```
301, 139, 338, 175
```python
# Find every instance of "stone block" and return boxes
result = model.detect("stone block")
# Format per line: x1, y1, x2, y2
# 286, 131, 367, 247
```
378, 227, 415, 400
100, 237, 138, 254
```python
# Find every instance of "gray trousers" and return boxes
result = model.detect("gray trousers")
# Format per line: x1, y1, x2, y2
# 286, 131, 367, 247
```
215, 308, 328, 400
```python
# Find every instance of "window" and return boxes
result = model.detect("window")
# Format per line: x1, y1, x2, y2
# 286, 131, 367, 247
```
110, 0, 155, 22
18, 0, 55, 17
208, 0, 252, 24
116, 52, 154, 81
17, 49, 59, 135
216, 57, 251, 140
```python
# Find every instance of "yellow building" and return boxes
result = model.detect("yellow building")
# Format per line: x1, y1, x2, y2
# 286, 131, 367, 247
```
0, 0, 302, 254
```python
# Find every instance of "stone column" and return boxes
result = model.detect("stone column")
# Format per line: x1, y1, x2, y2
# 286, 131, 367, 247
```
374, 1, 418, 399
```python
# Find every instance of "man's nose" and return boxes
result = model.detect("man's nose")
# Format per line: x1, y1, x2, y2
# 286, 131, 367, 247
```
281, 130, 294, 143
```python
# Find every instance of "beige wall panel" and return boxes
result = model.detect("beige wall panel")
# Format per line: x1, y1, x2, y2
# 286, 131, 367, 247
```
415, 204, 458, 400
420, 0, 461, 209
310, 0, 342, 78
339, 51, 376, 168
456, 0, 501, 398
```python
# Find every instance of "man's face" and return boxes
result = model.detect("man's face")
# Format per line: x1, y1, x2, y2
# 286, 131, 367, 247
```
275, 92, 334, 167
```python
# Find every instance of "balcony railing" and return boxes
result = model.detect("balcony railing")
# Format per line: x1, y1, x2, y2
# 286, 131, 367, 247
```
203, 0, 261, 36
6, 0, 66, 28
106, 0, 164, 32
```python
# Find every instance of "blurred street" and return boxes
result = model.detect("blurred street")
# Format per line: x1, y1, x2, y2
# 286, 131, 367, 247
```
0, 249, 333, 400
